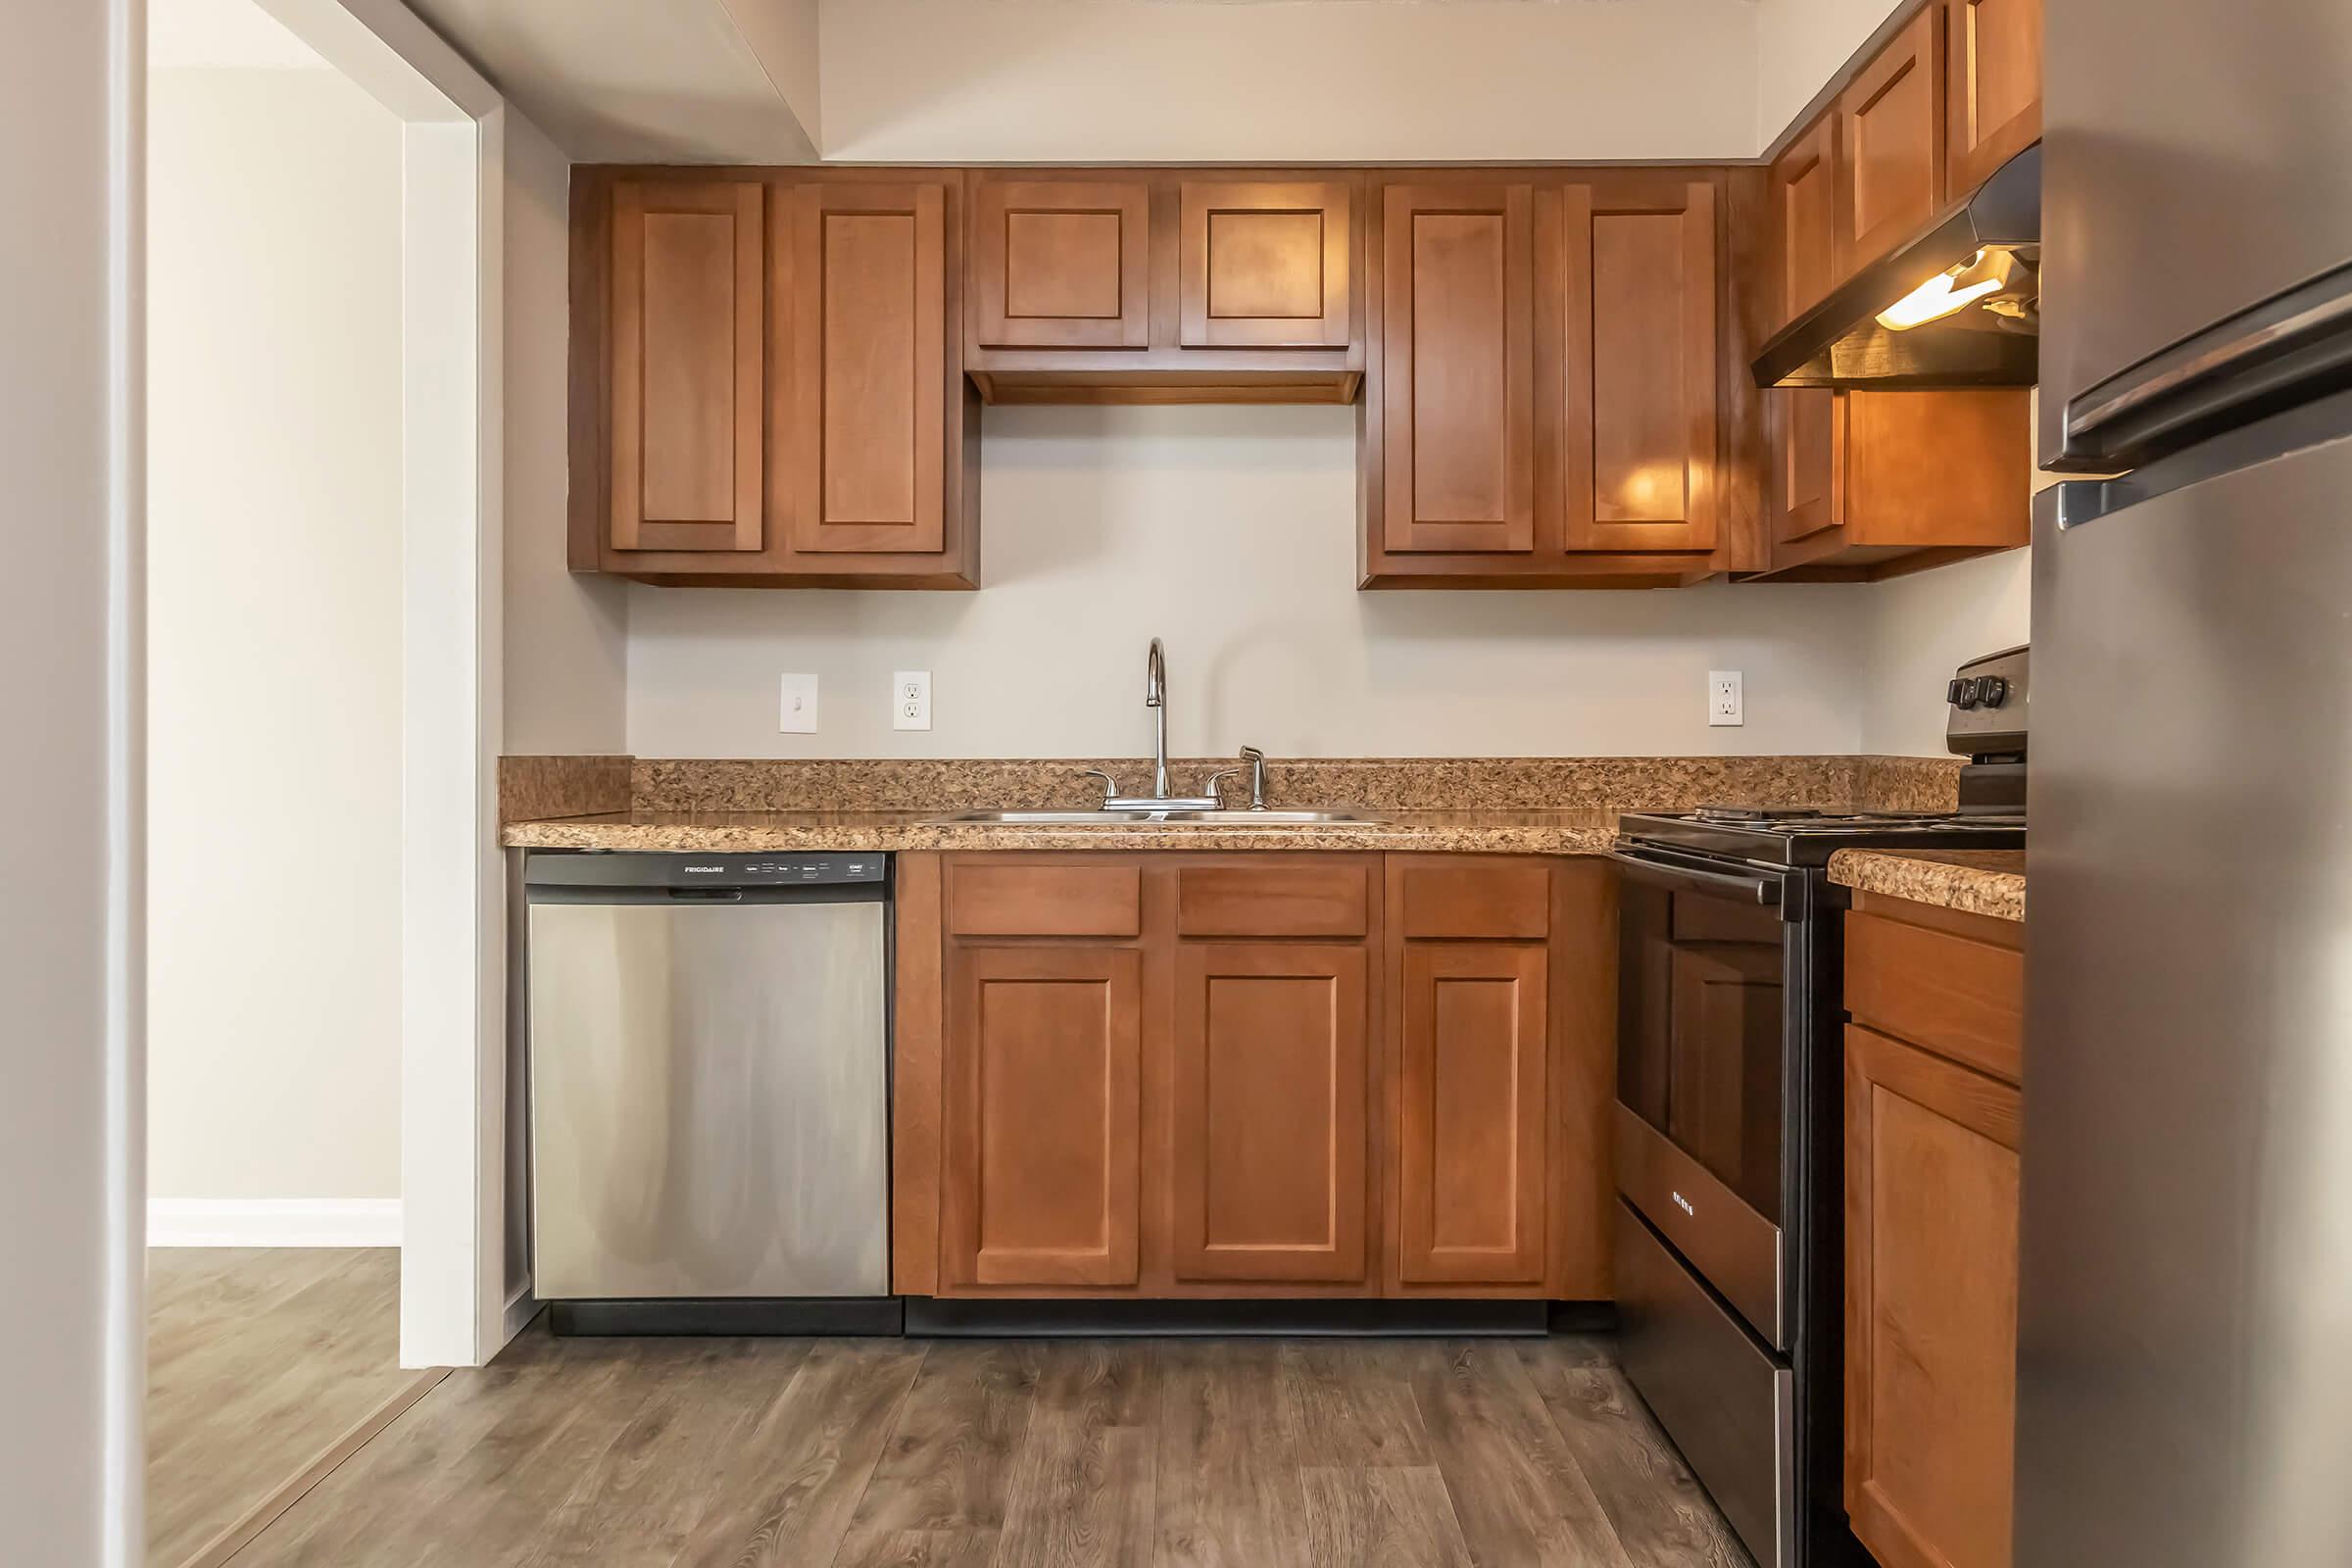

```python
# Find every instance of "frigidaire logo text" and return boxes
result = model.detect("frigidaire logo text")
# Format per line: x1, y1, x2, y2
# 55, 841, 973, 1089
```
683, 865, 725, 873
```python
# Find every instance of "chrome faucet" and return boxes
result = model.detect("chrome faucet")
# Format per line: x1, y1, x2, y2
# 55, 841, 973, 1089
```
1095, 638, 1222, 811
1146, 637, 1172, 801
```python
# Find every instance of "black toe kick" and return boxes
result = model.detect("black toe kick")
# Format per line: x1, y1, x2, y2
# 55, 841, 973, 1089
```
548, 1298, 906, 1337
903, 1298, 1569, 1338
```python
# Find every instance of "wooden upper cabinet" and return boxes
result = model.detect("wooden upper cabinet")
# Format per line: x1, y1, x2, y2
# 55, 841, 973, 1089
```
1378, 182, 1537, 557
1558, 179, 1719, 556
1944, 0, 2043, 192
970, 177, 1152, 350
943, 945, 1144, 1289
1845, 1023, 2022, 1568
1178, 180, 1352, 349
1772, 114, 1841, 325
1838, 5, 1947, 276
775, 182, 947, 556
1767, 389, 2030, 577
1170, 943, 1370, 1285
608, 180, 764, 555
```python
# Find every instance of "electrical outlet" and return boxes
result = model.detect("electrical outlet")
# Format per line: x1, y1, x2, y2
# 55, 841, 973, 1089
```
892, 670, 932, 732
778, 673, 818, 733
1708, 670, 1743, 727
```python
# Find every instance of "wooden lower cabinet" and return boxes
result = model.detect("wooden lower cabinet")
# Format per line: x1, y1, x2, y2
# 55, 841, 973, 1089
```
942, 945, 1144, 1288
898, 852, 1611, 1299
1171, 942, 1370, 1285
1842, 894, 2025, 1568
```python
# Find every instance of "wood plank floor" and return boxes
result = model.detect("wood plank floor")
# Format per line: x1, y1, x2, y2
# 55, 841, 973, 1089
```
147, 1248, 415, 1568
229, 1327, 1747, 1567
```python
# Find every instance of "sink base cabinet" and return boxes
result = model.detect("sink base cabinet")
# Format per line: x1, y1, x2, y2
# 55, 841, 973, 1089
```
893, 853, 1615, 1300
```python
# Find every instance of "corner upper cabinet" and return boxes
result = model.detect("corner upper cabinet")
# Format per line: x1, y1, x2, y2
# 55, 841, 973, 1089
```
605, 180, 766, 557
1838, 5, 1946, 275
1943, 0, 2043, 192
572, 171, 977, 587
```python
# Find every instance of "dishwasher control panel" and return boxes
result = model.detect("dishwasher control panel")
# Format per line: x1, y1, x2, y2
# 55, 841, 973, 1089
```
523, 851, 887, 890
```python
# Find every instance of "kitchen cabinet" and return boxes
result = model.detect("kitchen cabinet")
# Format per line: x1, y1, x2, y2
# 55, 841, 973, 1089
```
1838, 5, 1947, 277
1843, 894, 2024, 1568
1943, 0, 2043, 194
571, 169, 978, 587
964, 170, 1363, 406
1361, 173, 1733, 587
894, 852, 1610, 1300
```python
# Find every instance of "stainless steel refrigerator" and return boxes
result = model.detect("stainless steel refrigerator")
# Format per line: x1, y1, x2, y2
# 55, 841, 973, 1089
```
2026, 1, 2352, 1562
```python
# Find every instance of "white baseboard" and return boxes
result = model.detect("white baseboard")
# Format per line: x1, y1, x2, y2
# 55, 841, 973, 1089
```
149, 1198, 403, 1249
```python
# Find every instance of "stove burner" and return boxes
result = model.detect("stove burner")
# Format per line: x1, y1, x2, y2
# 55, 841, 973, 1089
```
1693, 805, 1824, 823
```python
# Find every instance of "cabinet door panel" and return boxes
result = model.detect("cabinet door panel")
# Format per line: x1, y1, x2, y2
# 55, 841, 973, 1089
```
1179, 181, 1351, 349
945, 946, 1143, 1288
1396, 942, 1547, 1285
1838, 7, 1947, 275
1773, 114, 1841, 322
609, 180, 763, 554
1379, 183, 1536, 556
1846, 1024, 2020, 1568
972, 179, 1151, 349
1775, 388, 1842, 547
1560, 180, 1719, 555
779, 183, 947, 555
1171, 944, 1370, 1284
1945, 0, 2043, 194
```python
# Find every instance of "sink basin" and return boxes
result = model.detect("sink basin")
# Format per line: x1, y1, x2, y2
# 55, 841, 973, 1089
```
930, 808, 1381, 825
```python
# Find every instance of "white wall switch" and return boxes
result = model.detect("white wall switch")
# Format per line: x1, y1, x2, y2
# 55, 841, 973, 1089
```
1708, 669, 1744, 727
893, 670, 932, 731
778, 673, 818, 733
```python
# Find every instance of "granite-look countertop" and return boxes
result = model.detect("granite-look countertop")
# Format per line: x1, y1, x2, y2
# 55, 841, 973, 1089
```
1828, 849, 2025, 922
501, 808, 1621, 857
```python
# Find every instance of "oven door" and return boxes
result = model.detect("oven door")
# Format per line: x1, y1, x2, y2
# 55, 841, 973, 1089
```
1609, 844, 1797, 1349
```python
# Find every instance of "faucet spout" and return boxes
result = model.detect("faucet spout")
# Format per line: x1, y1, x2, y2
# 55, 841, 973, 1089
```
1145, 638, 1171, 799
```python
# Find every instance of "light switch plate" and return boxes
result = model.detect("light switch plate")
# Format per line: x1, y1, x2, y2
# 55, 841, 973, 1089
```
778, 673, 818, 733
893, 670, 932, 731
1708, 669, 1743, 727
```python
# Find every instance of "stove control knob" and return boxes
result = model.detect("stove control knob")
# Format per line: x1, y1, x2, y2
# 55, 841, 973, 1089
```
1977, 675, 2009, 709
1946, 678, 1966, 705
1952, 677, 1981, 710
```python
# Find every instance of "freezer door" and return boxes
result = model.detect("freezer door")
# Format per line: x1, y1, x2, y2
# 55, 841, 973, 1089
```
2041, 0, 2352, 469
2023, 438, 2352, 1566
528, 899, 889, 1299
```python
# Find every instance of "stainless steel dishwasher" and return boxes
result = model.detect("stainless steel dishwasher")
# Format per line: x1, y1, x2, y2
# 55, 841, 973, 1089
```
523, 850, 897, 1335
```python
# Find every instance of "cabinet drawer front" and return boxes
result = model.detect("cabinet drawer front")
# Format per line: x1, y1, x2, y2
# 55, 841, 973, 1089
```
971, 179, 1152, 350
1845, 909, 2022, 1084
1396, 860, 1550, 940
1175, 862, 1370, 939
946, 862, 1142, 938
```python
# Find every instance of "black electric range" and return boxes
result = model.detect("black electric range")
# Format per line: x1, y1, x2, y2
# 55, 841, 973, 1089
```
1603, 648, 2027, 1568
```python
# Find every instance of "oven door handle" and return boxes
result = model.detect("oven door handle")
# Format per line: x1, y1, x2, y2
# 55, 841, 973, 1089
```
1606, 845, 1786, 911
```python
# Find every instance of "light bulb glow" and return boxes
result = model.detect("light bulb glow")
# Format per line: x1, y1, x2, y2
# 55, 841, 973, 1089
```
1877, 270, 2005, 330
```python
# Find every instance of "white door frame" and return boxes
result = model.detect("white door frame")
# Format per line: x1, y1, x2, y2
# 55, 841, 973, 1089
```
260, 0, 514, 1368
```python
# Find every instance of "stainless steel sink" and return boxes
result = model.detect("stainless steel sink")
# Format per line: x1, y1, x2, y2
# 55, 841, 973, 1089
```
929, 808, 1381, 825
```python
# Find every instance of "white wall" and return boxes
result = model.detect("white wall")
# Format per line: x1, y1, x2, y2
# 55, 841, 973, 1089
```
1857, 550, 2031, 755
628, 405, 1873, 759
819, 0, 1761, 163
3, 0, 141, 1556
502, 109, 627, 756
1754, 0, 1906, 146
146, 63, 405, 1202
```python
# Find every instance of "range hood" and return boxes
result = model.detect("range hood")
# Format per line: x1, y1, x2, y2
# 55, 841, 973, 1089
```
1752, 145, 2040, 390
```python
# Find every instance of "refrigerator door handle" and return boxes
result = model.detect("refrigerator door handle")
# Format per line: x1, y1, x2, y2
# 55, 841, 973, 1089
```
2064, 261, 2352, 468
